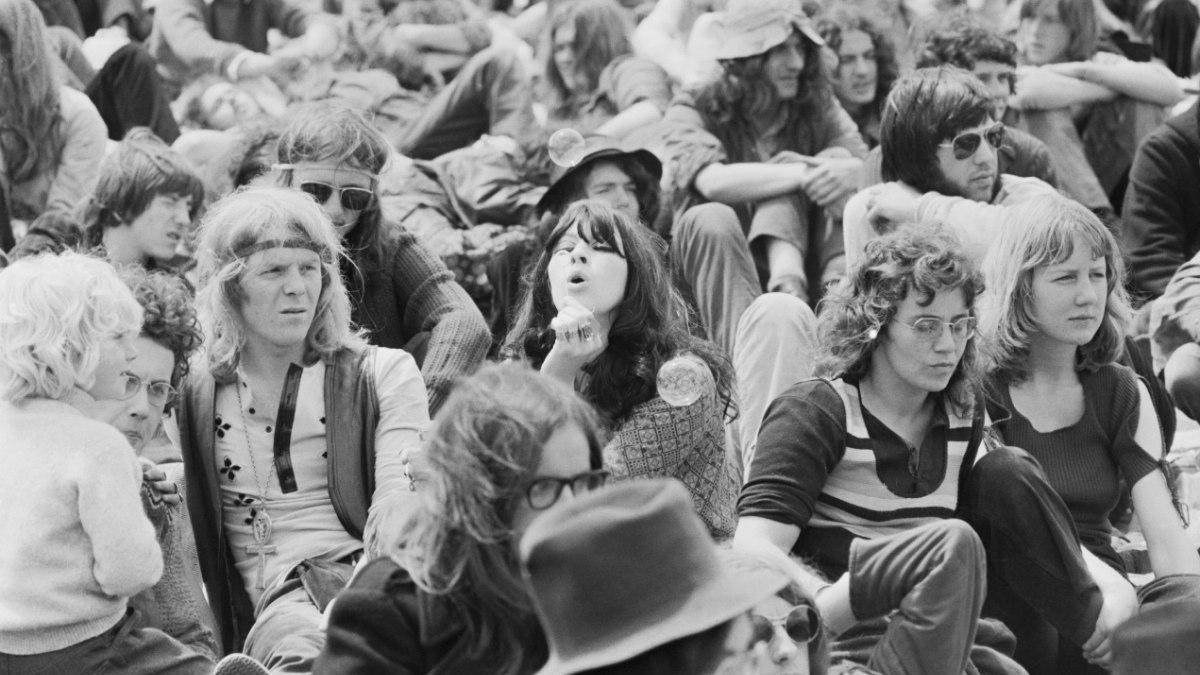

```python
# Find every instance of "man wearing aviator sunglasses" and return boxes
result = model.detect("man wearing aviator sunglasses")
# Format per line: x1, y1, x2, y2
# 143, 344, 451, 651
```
843, 66, 1058, 269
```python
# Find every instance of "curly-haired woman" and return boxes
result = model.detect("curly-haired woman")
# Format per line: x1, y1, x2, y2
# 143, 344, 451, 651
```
504, 200, 740, 538
736, 223, 1119, 674
315, 363, 608, 674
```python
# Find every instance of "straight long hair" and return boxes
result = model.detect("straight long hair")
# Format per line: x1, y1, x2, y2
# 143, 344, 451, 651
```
0, 0, 62, 183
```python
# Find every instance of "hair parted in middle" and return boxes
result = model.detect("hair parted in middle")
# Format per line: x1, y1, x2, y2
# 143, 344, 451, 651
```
818, 222, 984, 417
880, 66, 995, 193
543, 0, 633, 117
1019, 0, 1098, 63
978, 194, 1130, 384
817, 9, 901, 118
393, 361, 604, 675
502, 200, 734, 425
193, 186, 364, 382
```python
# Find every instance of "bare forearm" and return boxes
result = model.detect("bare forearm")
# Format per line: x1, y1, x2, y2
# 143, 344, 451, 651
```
1080, 61, 1184, 106
595, 100, 664, 139
694, 162, 809, 204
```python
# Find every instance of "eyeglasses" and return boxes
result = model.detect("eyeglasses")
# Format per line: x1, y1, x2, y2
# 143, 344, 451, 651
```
298, 182, 375, 211
894, 316, 978, 344
525, 469, 610, 510
749, 602, 821, 647
938, 123, 1006, 160
116, 371, 178, 408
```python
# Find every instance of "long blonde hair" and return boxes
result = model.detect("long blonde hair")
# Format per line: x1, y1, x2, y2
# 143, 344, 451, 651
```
193, 186, 365, 381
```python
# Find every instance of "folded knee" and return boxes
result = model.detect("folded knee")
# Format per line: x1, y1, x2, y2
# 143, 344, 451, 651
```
674, 203, 742, 242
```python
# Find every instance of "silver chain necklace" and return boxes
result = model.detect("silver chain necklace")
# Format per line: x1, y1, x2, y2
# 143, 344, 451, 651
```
234, 380, 278, 590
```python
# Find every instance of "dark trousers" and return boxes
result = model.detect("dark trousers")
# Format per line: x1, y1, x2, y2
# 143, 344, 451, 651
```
960, 445, 1105, 675
86, 43, 180, 144
394, 45, 538, 161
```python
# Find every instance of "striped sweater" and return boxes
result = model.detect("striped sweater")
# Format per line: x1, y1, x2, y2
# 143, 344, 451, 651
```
739, 377, 984, 578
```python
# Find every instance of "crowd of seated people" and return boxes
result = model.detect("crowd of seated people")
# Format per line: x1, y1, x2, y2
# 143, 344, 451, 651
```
8, 0, 1200, 672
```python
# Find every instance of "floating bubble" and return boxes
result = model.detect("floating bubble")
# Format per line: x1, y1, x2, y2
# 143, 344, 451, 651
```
657, 353, 716, 407
547, 128, 587, 168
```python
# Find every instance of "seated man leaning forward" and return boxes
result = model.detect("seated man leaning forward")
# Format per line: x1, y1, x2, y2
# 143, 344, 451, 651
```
177, 186, 430, 668
844, 66, 1057, 269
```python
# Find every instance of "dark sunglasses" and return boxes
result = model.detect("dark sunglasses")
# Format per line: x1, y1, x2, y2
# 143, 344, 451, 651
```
298, 181, 375, 211
525, 469, 610, 510
749, 602, 821, 647
939, 123, 1006, 160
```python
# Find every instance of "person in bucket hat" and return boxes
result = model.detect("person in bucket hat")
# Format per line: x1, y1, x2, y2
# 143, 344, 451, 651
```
660, 0, 867, 309
519, 479, 790, 674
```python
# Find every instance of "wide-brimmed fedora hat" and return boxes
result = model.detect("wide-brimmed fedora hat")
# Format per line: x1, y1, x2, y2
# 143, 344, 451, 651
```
710, 0, 824, 61
520, 479, 789, 674
536, 135, 662, 217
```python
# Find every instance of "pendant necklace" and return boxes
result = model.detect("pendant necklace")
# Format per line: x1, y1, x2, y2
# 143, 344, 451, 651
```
235, 380, 278, 590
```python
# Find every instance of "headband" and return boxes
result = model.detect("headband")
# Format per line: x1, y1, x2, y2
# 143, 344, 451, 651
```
233, 238, 327, 261
273, 162, 379, 182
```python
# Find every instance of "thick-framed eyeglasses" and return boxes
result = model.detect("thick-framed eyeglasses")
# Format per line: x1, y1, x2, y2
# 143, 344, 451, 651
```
938, 123, 1006, 160
894, 316, 978, 344
116, 371, 178, 408
525, 469, 610, 510
749, 602, 821, 647
298, 181, 375, 211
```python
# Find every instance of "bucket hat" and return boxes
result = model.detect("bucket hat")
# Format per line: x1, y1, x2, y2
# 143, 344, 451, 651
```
536, 135, 662, 217
710, 0, 824, 61
520, 479, 789, 674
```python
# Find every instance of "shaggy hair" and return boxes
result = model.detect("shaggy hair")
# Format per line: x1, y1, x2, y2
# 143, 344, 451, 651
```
193, 186, 364, 382
80, 128, 206, 248
1019, 0, 1098, 63
0, 252, 142, 403
979, 195, 1129, 384
818, 223, 984, 417
880, 67, 994, 194
691, 27, 833, 164
0, 0, 62, 184
552, 155, 661, 227
917, 19, 1020, 70
542, 0, 633, 117
817, 10, 901, 120
394, 362, 604, 675
503, 200, 734, 425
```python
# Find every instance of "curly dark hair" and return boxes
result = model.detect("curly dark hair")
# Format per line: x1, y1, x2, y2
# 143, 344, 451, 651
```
817, 223, 983, 417
503, 200, 734, 425
917, 18, 1019, 70
691, 28, 833, 163
817, 10, 901, 120
120, 267, 203, 392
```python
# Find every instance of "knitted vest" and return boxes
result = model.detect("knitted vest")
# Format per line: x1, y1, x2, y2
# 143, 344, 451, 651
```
179, 347, 378, 653
808, 378, 983, 540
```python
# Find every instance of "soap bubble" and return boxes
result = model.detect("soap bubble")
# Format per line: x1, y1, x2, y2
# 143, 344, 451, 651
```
548, 128, 587, 168
657, 353, 716, 407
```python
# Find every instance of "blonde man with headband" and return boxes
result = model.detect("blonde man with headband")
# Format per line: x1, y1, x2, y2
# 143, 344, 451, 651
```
176, 186, 431, 670
274, 102, 488, 415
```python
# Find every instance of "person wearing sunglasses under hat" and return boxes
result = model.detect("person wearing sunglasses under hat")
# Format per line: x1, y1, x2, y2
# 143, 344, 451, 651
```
519, 478, 812, 675
274, 102, 489, 416
315, 363, 608, 675
842, 66, 1058, 271
660, 0, 868, 306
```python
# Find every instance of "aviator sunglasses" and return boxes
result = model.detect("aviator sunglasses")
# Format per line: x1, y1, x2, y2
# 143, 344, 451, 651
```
298, 181, 376, 211
938, 123, 1006, 160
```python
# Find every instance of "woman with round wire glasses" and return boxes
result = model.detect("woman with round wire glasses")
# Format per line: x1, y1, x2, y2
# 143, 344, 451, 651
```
315, 362, 608, 675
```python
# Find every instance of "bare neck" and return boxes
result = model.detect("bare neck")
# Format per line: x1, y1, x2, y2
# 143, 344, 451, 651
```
1020, 334, 1080, 389
239, 341, 307, 383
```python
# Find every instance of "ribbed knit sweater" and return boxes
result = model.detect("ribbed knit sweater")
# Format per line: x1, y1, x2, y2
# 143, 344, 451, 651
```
0, 397, 163, 653
985, 364, 1161, 570
346, 220, 489, 416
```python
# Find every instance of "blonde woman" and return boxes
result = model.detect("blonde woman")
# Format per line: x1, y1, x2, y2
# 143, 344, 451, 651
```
979, 195, 1200, 672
